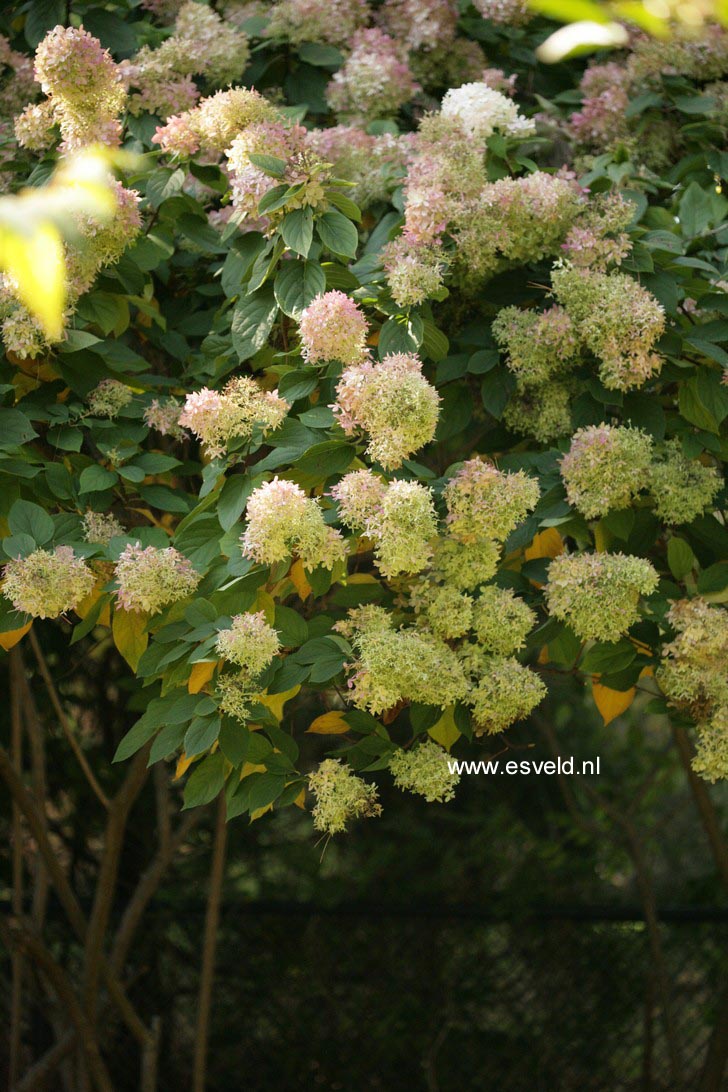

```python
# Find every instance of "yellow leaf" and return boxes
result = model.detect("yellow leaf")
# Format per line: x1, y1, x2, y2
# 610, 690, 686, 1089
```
254, 685, 301, 722
592, 681, 636, 726
293, 787, 306, 810
188, 660, 218, 694
306, 710, 349, 735
346, 573, 379, 585
537, 645, 550, 665
289, 559, 311, 599
255, 588, 276, 624
525, 528, 563, 561
75, 584, 111, 627
240, 762, 266, 779
250, 802, 273, 822
593, 523, 609, 553
0, 621, 32, 651
112, 607, 148, 671
428, 706, 461, 751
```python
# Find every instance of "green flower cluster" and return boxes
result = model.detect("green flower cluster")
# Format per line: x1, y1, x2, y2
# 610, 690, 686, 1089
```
389, 740, 460, 803
308, 758, 382, 835
546, 552, 658, 643
561, 424, 653, 519
648, 440, 721, 525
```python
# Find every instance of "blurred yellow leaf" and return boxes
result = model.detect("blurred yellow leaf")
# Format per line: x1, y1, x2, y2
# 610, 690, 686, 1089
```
175, 752, 197, 780
293, 787, 306, 810
0, 622, 32, 651
525, 528, 563, 561
428, 706, 461, 751
188, 660, 218, 694
289, 559, 311, 599
255, 588, 276, 624
536, 19, 629, 63
0, 222, 65, 341
592, 681, 636, 725
112, 608, 148, 671
240, 762, 266, 779
250, 803, 273, 822
306, 710, 349, 734
255, 685, 301, 721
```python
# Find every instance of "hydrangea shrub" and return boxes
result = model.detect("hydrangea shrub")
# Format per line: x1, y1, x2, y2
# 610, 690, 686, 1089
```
0, 1, 727, 832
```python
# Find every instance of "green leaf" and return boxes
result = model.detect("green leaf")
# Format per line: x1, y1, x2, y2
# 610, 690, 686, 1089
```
280, 208, 314, 257
298, 42, 344, 66
667, 537, 695, 581
580, 639, 637, 675
278, 368, 318, 401
294, 440, 355, 479
184, 716, 221, 756
315, 210, 359, 259
274, 260, 326, 318
247, 154, 287, 178
0, 409, 37, 448
697, 563, 728, 597
219, 718, 250, 766
146, 168, 185, 209
274, 605, 308, 648
327, 191, 362, 222
378, 315, 423, 357
679, 377, 719, 433
231, 287, 278, 361
78, 466, 119, 494
8, 500, 54, 545
218, 474, 259, 532
183, 752, 226, 809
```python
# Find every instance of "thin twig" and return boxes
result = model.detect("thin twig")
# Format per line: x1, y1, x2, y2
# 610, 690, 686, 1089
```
9, 651, 25, 1087
193, 793, 228, 1092
29, 629, 110, 810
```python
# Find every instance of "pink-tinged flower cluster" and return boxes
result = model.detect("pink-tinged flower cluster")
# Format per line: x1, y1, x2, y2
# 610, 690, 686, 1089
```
144, 398, 188, 440
0, 34, 36, 116
326, 29, 419, 124
154, 88, 278, 158
298, 291, 368, 366
457, 172, 585, 280
14, 100, 55, 152
330, 469, 386, 530
30, 25, 126, 151
546, 552, 658, 643
552, 264, 665, 391
306, 126, 409, 207
87, 378, 134, 419
333, 352, 440, 469
444, 459, 540, 544
560, 424, 653, 519
383, 237, 446, 307
179, 377, 288, 459
67, 182, 142, 297
266, 0, 369, 46
569, 64, 632, 149
335, 474, 437, 578
122, 1, 250, 119
82, 511, 125, 546
114, 544, 200, 614
2, 547, 95, 619
378, 0, 458, 53
472, 0, 532, 26
241, 478, 347, 571
440, 81, 534, 143
492, 304, 579, 385
215, 611, 280, 679
226, 121, 323, 224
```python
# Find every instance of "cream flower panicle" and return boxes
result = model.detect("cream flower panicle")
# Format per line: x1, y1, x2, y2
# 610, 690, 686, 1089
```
114, 544, 199, 614
2, 547, 94, 619
333, 352, 440, 470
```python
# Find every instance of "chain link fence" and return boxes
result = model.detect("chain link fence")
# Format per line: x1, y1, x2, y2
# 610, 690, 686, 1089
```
94, 902, 726, 1092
